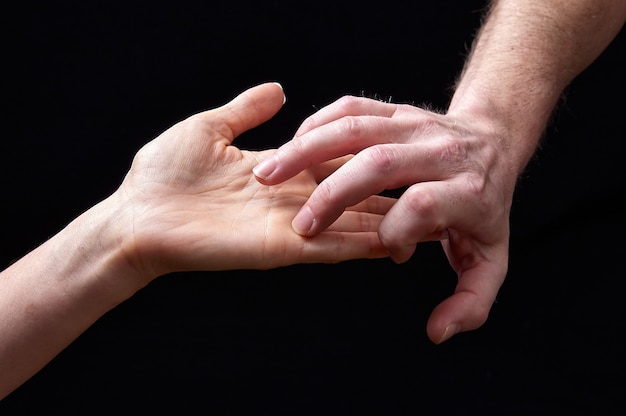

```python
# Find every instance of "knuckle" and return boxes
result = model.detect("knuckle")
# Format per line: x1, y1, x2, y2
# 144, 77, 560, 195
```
336, 95, 362, 112
465, 173, 487, 198
402, 186, 439, 219
360, 145, 396, 174
337, 115, 366, 139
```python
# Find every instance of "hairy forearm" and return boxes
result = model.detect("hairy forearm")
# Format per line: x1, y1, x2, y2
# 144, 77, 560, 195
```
448, 0, 626, 173
0, 194, 142, 399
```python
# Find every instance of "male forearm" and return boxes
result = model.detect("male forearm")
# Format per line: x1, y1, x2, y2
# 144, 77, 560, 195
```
448, 0, 626, 174
0, 194, 141, 399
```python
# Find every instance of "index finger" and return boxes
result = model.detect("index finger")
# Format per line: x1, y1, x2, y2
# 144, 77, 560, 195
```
294, 95, 398, 136
253, 112, 409, 185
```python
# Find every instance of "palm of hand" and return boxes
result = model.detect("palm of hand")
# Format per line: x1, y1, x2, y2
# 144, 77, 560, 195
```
114, 84, 386, 278
122, 115, 331, 274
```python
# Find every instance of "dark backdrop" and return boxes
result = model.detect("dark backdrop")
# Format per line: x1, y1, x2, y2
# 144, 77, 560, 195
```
2, 1, 625, 414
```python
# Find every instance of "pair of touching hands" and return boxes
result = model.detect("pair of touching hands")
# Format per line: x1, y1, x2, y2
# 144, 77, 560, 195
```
123, 82, 512, 344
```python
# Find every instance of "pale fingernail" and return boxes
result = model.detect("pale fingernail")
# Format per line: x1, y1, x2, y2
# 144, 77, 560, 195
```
253, 155, 278, 180
438, 323, 460, 344
292, 206, 315, 236
272, 82, 287, 104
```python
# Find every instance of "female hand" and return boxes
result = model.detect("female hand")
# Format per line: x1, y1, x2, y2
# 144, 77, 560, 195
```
116, 83, 391, 284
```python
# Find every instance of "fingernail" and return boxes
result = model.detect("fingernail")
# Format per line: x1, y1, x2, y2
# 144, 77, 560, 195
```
438, 323, 460, 344
253, 155, 278, 180
292, 206, 315, 236
272, 82, 286, 104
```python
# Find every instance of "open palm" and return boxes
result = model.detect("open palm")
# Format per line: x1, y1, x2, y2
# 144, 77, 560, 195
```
115, 83, 390, 278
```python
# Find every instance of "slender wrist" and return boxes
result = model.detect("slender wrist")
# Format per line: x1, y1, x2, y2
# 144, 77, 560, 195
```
43, 192, 151, 310
0, 192, 149, 399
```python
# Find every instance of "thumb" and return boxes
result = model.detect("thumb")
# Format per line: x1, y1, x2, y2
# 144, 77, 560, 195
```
206, 82, 286, 141
426, 261, 505, 344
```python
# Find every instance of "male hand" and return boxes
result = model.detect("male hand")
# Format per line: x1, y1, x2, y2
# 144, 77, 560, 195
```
253, 95, 515, 343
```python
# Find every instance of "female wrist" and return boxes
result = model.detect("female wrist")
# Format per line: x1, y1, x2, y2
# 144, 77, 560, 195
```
55, 192, 153, 308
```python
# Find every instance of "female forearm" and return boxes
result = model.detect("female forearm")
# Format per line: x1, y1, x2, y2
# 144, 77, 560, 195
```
0, 194, 142, 399
448, 0, 626, 174
0, 82, 387, 398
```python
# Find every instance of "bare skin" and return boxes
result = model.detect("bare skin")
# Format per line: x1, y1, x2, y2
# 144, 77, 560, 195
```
253, 0, 626, 344
0, 82, 391, 400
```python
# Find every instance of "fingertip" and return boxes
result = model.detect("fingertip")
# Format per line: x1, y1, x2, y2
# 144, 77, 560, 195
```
252, 154, 278, 182
271, 82, 287, 105
426, 291, 492, 344
386, 244, 415, 264
426, 311, 450, 344
292, 206, 316, 236
432, 323, 460, 345
225, 82, 287, 138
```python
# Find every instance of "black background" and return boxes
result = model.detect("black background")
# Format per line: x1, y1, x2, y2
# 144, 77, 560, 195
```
1, 1, 625, 414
